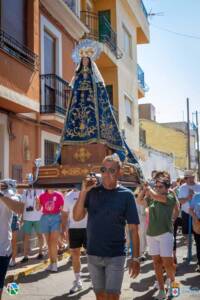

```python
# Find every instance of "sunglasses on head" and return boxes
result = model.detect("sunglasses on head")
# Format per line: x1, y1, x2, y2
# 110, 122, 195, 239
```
100, 166, 117, 174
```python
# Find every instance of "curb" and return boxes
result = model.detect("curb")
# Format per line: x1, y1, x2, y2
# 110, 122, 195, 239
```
6, 251, 70, 283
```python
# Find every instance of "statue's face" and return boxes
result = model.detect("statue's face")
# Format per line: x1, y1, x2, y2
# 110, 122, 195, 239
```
82, 57, 89, 67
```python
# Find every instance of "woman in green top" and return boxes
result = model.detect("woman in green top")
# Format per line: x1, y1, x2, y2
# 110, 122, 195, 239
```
137, 177, 179, 300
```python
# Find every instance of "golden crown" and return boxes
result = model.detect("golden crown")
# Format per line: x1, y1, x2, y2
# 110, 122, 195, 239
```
72, 39, 102, 64
79, 47, 95, 58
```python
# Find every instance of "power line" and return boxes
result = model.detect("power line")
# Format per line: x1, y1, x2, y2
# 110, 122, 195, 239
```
150, 22, 200, 40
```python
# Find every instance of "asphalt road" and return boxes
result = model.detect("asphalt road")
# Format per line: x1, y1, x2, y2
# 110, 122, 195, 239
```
3, 236, 200, 300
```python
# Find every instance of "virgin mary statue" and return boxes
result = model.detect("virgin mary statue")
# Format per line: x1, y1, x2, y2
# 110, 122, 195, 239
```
61, 39, 123, 150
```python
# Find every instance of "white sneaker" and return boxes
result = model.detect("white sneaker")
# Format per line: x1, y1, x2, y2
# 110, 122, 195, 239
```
165, 278, 171, 291
51, 263, 58, 272
154, 290, 167, 300
9, 260, 16, 267
153, 281, 159, 290
69, 280, 83, 294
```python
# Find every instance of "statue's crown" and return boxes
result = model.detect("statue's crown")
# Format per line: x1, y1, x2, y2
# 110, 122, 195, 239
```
72, 39, 102, 64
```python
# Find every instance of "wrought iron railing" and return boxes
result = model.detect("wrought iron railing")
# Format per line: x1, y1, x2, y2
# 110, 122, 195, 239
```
0, 29, 38, 69
40, 74, 71, 116
140, 0, 148, 19
81, 11, 123, 59
137, 64, 149, 92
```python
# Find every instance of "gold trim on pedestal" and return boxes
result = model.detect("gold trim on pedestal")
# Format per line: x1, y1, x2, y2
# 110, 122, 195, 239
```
73, 147, 91, 163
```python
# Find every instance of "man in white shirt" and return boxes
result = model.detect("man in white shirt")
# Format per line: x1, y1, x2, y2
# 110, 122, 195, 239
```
0, 181, 25, 300
62, 188, 87, 294
20, 189, 44, 263
178, 170, 200, 266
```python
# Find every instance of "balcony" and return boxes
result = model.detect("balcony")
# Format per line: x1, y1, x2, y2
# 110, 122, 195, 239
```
80, 11, 123, 60
137, 64, 148, 99
40, 74, 71, 127
0, 29, 38, 69
41, 0, 88, 40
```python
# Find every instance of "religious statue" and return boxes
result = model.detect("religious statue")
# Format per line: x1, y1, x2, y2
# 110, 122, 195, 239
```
61, 39, 124, 151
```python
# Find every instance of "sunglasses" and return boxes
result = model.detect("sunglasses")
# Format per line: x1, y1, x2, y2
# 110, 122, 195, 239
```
100, 166, 117, 174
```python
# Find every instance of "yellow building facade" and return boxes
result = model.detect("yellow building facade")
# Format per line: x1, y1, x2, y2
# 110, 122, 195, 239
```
140, 119, 188, 170
80, 0, 150, 151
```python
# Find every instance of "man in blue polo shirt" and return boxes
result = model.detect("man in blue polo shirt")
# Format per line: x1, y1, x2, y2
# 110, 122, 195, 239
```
73, 154, 140, 300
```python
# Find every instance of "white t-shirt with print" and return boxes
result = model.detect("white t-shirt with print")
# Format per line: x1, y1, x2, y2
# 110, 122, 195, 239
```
63, 190, 87, 229
178, 183, 200, 214
21, 189, 43, 221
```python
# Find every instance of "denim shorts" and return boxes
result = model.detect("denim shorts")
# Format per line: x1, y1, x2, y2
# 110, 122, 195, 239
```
40, 214, 61, 234
87, 255, 126, 294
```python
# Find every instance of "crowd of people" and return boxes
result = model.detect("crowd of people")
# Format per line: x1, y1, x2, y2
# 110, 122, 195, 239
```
0, 155, 200, 300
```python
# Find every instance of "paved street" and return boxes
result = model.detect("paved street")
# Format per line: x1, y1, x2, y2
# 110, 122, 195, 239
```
3, 236, 200, 300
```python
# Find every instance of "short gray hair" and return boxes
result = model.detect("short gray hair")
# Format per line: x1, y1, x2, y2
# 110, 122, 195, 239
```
103, 153, 122, 169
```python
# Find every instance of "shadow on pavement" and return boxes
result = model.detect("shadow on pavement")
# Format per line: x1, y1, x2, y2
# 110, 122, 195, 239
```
131, 289, 155, 300
176, 261, 197, 276
130, 274, 155, 292
50, 286, 93, 300
139, 261, 153, 274
180, 274, 200, 287
8, 259, 72, 285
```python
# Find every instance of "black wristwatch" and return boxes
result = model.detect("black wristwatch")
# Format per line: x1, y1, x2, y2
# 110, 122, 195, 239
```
0, 191, 4, 197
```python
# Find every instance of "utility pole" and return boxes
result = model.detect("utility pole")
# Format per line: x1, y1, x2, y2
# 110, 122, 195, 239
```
186, 98, 191, 169
196, 110, 200, 181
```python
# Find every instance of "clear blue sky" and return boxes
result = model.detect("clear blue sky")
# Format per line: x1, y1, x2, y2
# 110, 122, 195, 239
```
138, 0, 200, 124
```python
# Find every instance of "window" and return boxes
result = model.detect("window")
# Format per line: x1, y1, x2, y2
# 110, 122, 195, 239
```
122, 25, 132, 58
139, 128, 146, 145
44, 140, 59, 165
44, 31, 56, 74
0, 0, 27, 44
41, 131, 60, 165
98, 10, 111, 43
40, 15, 62, 76
0, 0, 36, 68
125, 96, 133, 125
